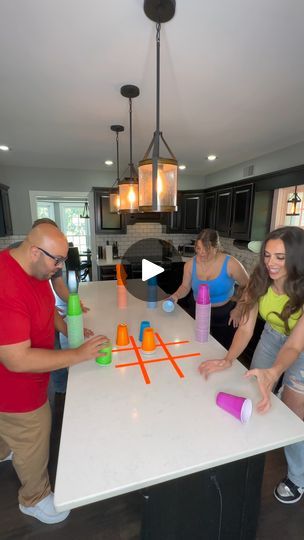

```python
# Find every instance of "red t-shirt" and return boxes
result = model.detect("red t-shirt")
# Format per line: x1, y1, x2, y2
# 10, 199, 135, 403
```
0, 250, 55, 412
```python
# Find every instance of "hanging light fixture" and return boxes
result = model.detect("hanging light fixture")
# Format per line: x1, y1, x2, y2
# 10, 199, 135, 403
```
109, 124, 124, 213
138, 0, 178, 213
80, 201, 90, 219
286, 186, 302, 216
118, 85, 139, 213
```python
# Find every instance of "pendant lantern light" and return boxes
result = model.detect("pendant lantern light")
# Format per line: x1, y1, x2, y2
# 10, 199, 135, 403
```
138, 0, 178, 212
109, 124, 124, 213
80, 201, 90, 219
118, 85, 139, 213
286, 186, 302, 216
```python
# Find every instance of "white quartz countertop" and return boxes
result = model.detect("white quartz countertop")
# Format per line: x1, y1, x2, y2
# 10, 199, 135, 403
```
54, 281, 304, 511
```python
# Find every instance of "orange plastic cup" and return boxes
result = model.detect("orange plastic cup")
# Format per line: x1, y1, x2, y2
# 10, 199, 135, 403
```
142, 327, 156, 353
116, 263, 127, 285
116, 323, 130, 346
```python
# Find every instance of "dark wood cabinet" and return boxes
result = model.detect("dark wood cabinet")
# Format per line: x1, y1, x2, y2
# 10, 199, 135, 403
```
230, 184, 254, 240
0, 184, 13, 236
202, 191, 216, 229
182, 192, 204, 234
93, 188, 126, 234
215, 188, 232, 236
164, 191, 183, 233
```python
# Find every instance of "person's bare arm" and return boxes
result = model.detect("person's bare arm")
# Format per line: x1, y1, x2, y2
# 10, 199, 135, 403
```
55, 308, 67, 336
51, 275, 89, 312
246, 313, 304, 413
51, 275, 69, 303
0, 335, 109, 373
171, 260, 192, 302
199, 303, 258, 378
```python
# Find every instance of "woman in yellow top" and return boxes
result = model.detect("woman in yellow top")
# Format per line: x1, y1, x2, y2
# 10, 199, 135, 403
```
200, 226, 304, 504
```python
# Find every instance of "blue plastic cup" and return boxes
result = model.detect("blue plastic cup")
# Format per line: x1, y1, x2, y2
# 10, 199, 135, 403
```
162, 299, 175, 313
139, 320, 150, 342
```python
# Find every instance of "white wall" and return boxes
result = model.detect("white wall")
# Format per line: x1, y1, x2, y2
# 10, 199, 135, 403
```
0, 165, 203, 234
204, 140, 304, 188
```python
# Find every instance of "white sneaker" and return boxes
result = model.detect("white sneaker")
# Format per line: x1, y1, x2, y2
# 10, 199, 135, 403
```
19, 493, 70, 524
0, 451, 13, 462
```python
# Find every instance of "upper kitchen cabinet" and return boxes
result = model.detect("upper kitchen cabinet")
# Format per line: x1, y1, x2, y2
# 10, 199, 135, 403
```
230, 184, 273, 241
0, 184, 13, 236
230, 184, 254, 240
203, 183, 272, 241
182, 191, 204, 234
215, 188, 233, 236
163, 191, 183, 233
93, 188, 126, 234
202, 191, 216, 229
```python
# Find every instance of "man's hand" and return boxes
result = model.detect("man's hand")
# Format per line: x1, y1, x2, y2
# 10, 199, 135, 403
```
76, 335, 110, 362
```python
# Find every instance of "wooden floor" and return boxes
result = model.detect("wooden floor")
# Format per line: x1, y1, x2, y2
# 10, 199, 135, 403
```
1, 391, 304, 540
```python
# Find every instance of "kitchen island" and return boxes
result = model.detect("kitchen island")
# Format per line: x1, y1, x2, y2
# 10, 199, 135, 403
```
54, 281, 304, 539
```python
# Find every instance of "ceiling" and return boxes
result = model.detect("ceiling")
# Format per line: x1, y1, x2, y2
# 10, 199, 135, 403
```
1, 0, 304, 177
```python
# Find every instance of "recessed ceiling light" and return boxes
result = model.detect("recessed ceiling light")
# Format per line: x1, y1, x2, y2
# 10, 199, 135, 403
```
105, 160, 113, 166
0, 145, 10, 152
178, 164, 186, 170
206, 154, 217, 161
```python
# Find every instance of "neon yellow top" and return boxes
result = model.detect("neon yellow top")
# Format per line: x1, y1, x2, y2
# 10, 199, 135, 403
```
259, 286, 302, 334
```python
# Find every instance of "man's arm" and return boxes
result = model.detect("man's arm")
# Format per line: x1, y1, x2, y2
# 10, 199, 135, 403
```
51, 275, 89, 312
0, 335, 109, 373
55, 308, 67, 336
51, 275, 69, 303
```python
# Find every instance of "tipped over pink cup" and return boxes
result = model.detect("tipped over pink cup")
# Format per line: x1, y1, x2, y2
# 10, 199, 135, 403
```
216, 392, 252, 423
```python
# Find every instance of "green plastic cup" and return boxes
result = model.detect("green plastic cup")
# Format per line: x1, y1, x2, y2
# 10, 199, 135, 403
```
67, 293, 82, 316
96, 341, 112, 366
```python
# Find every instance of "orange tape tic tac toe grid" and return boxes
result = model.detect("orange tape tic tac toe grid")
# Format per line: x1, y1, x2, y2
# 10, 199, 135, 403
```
113, 333, 201, 384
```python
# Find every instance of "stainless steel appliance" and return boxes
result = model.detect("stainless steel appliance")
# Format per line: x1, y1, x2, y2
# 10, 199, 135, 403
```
182, 244, 196, 257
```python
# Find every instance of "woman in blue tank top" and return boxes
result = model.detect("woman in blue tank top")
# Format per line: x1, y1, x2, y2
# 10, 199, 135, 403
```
171, 229, 249, 349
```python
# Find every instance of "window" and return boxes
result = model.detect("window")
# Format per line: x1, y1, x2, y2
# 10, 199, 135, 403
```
273, 185, 304, 229
59, 203, 90, 252
37, 202, 55, 220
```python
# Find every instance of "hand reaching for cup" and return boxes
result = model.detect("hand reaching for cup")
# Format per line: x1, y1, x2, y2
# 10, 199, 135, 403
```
76, 335, 110, 362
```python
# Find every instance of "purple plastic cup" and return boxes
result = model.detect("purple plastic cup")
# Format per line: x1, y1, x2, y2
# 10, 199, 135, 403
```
216, 392, 252, 423
197, 284, 210, 305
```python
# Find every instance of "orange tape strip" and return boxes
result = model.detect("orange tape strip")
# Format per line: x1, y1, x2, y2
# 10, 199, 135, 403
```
129, 335, 151, 385
154, 332, 185, 378
112, 339, 189, 354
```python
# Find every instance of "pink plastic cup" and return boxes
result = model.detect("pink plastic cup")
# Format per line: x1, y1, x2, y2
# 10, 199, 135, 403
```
216, 392, 252, 423
197, 284, 210, 305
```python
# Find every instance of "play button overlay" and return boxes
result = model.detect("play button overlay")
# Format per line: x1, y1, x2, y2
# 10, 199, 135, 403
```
121, 237, 183, 302
142, 259, 164, 281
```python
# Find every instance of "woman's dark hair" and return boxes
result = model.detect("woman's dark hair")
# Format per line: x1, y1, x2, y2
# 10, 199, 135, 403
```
241, 226, 304, 332
196, 229, 222, 252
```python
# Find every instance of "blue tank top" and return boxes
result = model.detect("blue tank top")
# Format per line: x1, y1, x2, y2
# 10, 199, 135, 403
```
191, 255, 235, 304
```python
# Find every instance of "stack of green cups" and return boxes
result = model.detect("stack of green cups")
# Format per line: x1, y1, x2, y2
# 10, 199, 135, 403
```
67, 293, 84, 348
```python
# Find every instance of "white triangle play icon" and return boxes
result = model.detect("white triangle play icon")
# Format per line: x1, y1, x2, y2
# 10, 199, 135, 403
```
142, 259, 164, 282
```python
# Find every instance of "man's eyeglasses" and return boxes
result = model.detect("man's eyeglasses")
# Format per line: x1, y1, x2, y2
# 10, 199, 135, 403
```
36, 246, 67, 267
